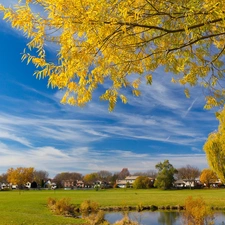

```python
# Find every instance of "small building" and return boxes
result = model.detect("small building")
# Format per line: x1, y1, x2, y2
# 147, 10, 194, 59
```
116, 176, 139, 188
62, 180, 75, 188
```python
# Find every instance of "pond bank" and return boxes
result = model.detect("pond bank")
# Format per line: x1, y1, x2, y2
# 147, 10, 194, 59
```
99, 205, 225, 212
99, 205, 184, 212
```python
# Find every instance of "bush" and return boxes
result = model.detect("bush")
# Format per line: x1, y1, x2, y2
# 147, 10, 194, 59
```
84, 210, 110, 225
183, 196, 214, 225
136, 203, 143, 212
114, 215, 139, 225
47, 197, 78, 217
80, 200, 99, 214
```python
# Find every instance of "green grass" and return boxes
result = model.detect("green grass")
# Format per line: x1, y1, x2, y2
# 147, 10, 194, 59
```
0, 188, 225, 224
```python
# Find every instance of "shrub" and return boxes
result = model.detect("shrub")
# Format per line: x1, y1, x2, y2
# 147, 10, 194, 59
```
136, 203, 143, 212
84, 210, 110, 225
114, 215, 139, 225
80, 200, 99, 214
47, 197, 78, 217
183, 196, 214, 225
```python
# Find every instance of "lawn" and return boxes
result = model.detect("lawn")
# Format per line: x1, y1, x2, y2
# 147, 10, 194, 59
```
0, 188, 225, 225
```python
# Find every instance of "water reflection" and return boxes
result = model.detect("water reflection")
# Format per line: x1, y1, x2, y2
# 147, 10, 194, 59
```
105, 211, 225, 225
105, 211, 182, 225
158, 212, 180, 225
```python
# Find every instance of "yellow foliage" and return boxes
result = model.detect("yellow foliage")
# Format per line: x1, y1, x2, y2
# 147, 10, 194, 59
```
200, 169, 218, 188
204, 106, 225, 183
7, 167, 34, 187
1, 0, 225, 110
184, 196, 214, 225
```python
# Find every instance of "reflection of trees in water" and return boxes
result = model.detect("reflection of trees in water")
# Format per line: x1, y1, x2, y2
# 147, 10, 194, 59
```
158, 211, 180, 225
129, 212, 144, 225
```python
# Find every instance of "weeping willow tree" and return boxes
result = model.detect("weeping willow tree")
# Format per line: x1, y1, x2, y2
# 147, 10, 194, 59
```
1, 0, 225, 178
204, 108, 225, 183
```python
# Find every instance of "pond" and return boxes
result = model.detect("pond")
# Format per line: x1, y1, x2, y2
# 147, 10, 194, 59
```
105, 211, 225, 225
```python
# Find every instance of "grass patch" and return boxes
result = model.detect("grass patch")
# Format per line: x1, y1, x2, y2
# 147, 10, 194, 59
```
0, 189, 225, 224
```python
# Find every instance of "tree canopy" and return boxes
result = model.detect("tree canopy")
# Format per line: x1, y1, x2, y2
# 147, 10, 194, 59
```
154, 160, 177, 189
133, 175, 153, 189
7, 167, 34, 189
204, 108, 225, 183
1, 0, 225, 110
200, 168, 218, 188
177, 165, 200, 181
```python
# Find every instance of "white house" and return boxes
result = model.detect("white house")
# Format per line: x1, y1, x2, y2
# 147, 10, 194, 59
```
116, 176, 139, 188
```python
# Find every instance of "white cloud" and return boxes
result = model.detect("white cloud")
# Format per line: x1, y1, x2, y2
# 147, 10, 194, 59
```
0, 143, 209, 177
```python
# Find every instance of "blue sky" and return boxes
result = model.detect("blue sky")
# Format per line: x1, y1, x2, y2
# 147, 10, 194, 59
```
0, 1, 219, 177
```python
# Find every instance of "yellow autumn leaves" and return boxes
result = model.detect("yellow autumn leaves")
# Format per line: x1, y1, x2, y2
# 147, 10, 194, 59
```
0, 0, 225, 110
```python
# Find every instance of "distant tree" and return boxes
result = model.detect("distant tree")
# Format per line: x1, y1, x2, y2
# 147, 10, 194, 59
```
177, 165, 200, 188
133, 176, 152, 189
110, 173, 119, 187
177, 165, 200, 180
83, 173, 98, 184
33, 170, 49, 187
7, 167, 34, 189
133, 170, 157, 178
118, 168, 130, 180
145, 170, 158, 179
154, 160, 177, 190
53, 172, 82, 188
200, 169, 218, 188
0, 173, 8, 183
97, 170, 112, 182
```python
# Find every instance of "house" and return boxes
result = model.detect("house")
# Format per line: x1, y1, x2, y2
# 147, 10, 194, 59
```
0, 183, 7, 189
11, 184, 18, 189
62, 179, 75, 188
116, 176, 139, 188
51, 182, 57, 189
116, 180, 127, 188
76, 180, 85, 188
25, 182, 31, 189
174, 179, 202, 189
125, 176, 139, 184
174, 179, 186, 188
44, 180, 57, 189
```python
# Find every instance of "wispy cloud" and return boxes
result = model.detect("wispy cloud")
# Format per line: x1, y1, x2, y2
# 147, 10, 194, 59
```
0, 142, 209, 176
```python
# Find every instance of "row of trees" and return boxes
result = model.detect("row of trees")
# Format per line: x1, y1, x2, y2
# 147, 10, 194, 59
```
0, 168, 49, 189
0, 161, 219, 190
132, 160, 219, 190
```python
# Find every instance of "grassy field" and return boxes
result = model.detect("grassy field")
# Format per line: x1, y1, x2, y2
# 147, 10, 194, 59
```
0, 188, 225, 225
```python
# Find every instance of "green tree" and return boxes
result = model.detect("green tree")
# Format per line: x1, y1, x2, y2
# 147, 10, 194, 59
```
1, 0, 225, 111
154, 160, 177, 190
200, 168, 218, 188
133, 176, 151, 189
